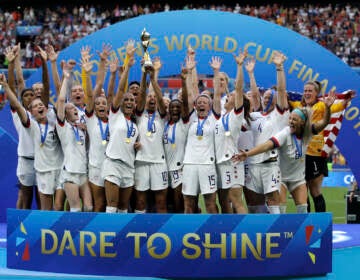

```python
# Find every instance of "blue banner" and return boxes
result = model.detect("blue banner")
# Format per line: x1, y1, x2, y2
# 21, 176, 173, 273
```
21, 10, 360, 185
1, 10, 360, 222
7, 209, 332, 278
323, 171, 354, 187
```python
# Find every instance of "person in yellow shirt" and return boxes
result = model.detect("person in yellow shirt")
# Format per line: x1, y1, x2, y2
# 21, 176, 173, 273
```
290, 81, 350, 212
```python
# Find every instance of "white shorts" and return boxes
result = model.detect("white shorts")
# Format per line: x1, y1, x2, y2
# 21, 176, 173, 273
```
88, 164, 104, 187
17, 157, 36, 186
135, 161, 168, 191
102, 157, 134, 188
60, 169, 87, 186
182, 164, 217, 196
169, 169, 182, 189
217, 161, 244, 189
36, 169, 61, 195
248, 162, 281, 194
282, 179, 306, 193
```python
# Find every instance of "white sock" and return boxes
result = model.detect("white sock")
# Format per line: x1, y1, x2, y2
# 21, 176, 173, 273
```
118, 209, 128, 213
268, 205, 280, 214
296, 204, 308, 214
279, 205, 287, 214
134, 209, 146, 214
70, 207, 81, 212
106, 206, 117, 213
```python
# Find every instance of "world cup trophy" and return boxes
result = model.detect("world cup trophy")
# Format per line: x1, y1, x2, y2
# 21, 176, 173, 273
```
140, 28, 152, 72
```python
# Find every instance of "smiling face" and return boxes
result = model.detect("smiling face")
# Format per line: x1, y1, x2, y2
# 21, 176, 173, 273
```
21, 89, 35, 109
195, 95, 211, 118
121, 92, 136, 117
29, 98, 47, 122
65, 103, 79, 123
224, 91, 235, 112
169, 100, 181, 122
94, 96, 107, 119
145, 92, 157, 112
218, 72, 228, 93
303, 83, 319, 106
70, 85, 85, 107
32, 83, 44, 98
128, 82, 140, 104
289, 111, 305, 136
262, 89, 276, 112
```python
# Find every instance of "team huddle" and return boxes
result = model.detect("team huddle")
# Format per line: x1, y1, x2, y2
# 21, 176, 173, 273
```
0, 41, 353, 214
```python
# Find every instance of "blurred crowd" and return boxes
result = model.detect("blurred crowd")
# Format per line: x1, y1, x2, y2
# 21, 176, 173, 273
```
0, 2, 359, 68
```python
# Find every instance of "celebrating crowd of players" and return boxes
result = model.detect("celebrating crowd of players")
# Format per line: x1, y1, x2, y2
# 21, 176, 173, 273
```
0, 41, 354, 214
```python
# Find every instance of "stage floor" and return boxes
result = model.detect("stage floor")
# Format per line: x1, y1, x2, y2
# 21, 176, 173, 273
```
1, 223, 360, 279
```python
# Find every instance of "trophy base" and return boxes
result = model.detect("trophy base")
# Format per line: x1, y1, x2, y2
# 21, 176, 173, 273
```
142, 60, 153, 72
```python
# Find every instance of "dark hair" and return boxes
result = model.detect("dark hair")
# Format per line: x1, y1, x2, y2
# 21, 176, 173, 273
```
129, 81, 140, 87
21, 88, 34, 99
243, 96, 253, 126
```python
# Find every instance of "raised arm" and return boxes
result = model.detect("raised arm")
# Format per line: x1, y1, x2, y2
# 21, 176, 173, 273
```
185, 55, 196, 108
14, 43, 25, 94
233, 140, 275, 163
148, 65, 166, 115
180, 66, 190, 120
233, 48, 247, 109
56, 66, 72, 122
107, 57, 119, 107
210, 56, 222, 115
272, 51, 288, 110
148, 57, 162, 94
113, 56, 135, 109
245, 57, 261, 111
37, 46, 50, 107
187, 45, 199, 97
95, 43, 112, 97
81, 50, 95, 113
46, 44, 61, 96
313, 91, 336, 134
136, 67, 147, 113
0, 74, 28, 124
4, 46, 17, 94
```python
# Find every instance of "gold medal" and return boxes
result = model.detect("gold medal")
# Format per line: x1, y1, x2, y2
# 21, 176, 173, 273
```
197, 135, 203, 140
40, 143, 44, 148
225, 131, 231, 136
171, 143, 176, 149
146, 131, 152, 137
102, 140, 107, 145
77, 141, 82, 145
125, 138, 131, 144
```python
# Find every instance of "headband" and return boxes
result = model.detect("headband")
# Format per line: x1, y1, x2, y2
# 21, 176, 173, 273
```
293, 108, 307, 121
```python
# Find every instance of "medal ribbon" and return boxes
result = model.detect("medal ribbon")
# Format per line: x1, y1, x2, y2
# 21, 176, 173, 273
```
293, 134, 303, 158
164, 121, 176, 144
196, 117, 207, 136
98, 118, 109, 142
147, 111, 156, 133
221, 113, 230, 133
38, 121, 48, 146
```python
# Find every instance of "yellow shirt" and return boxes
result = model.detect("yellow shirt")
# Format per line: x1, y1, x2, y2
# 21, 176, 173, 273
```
290, 100, 345, 157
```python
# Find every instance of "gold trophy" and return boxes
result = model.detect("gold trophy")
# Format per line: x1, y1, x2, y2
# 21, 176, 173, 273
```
140, 28, 152, 72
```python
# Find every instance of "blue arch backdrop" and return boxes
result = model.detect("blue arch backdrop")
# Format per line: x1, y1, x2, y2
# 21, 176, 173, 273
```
0, 10, 359, 221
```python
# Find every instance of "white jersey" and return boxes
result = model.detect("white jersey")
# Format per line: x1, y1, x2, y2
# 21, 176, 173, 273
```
215, 108, 243, 163
26, 109, 63, 172
85, 111, 108, 168
105, 107, 139, 168
11, 107, 34, 158
136, 110, 166, 164
183, 110, 219, 165
56, 118, 87, 174
163, 118, 190, 171
271, 126, 308, 182
248, 107, 289, 164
